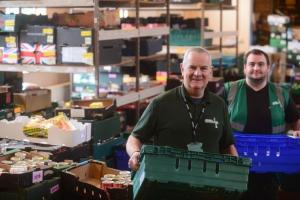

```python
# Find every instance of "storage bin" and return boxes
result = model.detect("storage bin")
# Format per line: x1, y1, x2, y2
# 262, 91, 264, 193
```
133, 145, 251, 200
234, 132, 300, 173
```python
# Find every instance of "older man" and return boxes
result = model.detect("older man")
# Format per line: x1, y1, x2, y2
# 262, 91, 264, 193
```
127, 47, 237, 170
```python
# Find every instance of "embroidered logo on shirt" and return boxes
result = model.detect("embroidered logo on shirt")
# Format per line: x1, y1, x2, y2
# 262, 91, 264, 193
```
204, 117, 219, 128
271, 100, 282, 108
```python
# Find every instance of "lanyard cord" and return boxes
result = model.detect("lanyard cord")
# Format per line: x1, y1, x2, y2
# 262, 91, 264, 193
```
181, 86, 206, 142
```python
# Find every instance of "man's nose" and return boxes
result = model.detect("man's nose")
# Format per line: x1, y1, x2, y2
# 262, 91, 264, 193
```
194, 67, 202, 75
253, 64, 261, 70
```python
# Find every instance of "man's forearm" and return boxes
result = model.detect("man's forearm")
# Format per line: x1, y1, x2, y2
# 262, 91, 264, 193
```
221, 144, 238, 156
126, 135, 142, 156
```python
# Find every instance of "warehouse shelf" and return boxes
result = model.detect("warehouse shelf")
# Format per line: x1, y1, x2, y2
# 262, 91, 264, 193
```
166, 46, 222, 59
204, 31, 238, 39
140, 1, 167, 7
139, 26, 169, 37
99, 29, 139, 41
0, 57, 135, 74
134, 3, 236, 11
0, 64, 96, 74
0, 0, 95, 8
0, 0, 170, 117
139, 84, 164, 100
115, 92, 139, 107
98, 27, 169, 41
114, 84, 164, 107
0, 0, 138, 8
169, 3, 236, 10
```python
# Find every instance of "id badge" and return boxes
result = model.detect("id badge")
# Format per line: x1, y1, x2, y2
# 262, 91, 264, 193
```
187, 142, 203, 152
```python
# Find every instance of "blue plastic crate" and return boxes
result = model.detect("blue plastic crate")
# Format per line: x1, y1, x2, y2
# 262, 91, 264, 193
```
234, 132, 300, 173
114, 146, 130, 171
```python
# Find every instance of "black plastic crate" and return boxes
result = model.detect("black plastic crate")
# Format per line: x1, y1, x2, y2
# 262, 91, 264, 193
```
99, 40, 123, 65
122, 38, 163, 56
0, 176, 61, 200
56, 98, 116, 120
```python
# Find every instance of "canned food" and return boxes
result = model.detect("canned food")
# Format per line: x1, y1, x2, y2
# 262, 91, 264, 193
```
101, 180, 114, 190
113, 181, 125, 188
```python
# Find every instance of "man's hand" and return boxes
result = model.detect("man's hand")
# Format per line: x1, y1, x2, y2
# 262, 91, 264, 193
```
288, 130, 300, 137
128, 151, 140, 171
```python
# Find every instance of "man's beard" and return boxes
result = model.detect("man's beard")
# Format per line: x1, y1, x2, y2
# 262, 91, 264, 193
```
248, 76, 266, 85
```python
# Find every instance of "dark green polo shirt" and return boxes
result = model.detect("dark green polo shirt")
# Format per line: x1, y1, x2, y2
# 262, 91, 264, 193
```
131, 85, 234, 153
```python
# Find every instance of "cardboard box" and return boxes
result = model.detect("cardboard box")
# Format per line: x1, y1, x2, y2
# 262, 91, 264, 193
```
14, 89, 51, 113
20, 43, 56, 65
292, 26, 300, 41
61, 160, 132, 200
0, 33, 17, 48
0, 14, 16, 32
0, 47, 18, 64
20, 25, 54, 45
58, 46, 93, 65
55, 98, 116, 120
0, 116, 91, 147
99, 39, 123, 65
56, 27, 92, 47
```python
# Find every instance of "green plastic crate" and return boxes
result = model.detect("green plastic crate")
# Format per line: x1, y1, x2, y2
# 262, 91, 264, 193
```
81, 113, 121, 143
170, 29, 213, 46
269, 38, 287, 49
133, 145, 251, 200
92, 136, 126, 160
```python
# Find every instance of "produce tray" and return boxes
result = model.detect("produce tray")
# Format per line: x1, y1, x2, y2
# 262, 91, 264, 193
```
56, 98, 116, 120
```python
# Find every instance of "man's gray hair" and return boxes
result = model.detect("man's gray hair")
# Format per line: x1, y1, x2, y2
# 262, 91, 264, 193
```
182, 47, 212, 66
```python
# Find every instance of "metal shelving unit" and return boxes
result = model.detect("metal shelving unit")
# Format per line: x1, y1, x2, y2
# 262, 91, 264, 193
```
167, 0, 239, 76
0, 0, 170, 112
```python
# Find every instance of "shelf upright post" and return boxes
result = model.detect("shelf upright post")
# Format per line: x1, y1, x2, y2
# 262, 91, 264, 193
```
166, 0, 171, 77
135, 0, 141, 120
200, 0, 205, 49
219, 1, 223, 77
236, 0, 239, 68
93, 0, 100, 98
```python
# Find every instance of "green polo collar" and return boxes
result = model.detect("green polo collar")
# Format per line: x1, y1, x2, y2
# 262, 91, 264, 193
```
180, 85, 211, 105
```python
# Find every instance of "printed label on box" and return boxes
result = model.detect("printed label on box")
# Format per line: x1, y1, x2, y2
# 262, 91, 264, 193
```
32, 170, 43, 183
50, 184, 60, 194
47, 35, 54, 44
43, 28, 53, 35
71, 108, 85, 118
5, 20, 14, 27
62, 47, 93, 65
81, 31, 92, 37
85, 37, 92, 45
5, 36, 16, 47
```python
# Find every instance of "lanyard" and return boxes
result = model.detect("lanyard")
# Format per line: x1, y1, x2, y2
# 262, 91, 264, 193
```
181, 86, 206, 142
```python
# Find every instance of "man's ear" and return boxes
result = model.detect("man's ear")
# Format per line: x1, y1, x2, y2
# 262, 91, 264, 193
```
180, 63, 184, 74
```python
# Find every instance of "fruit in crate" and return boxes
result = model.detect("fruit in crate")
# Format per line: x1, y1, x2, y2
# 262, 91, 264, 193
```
89, 102, 104, 108
23, 114, 75, 138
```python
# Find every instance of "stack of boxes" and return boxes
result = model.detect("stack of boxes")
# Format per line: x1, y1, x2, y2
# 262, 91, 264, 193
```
268, 14, 290, 52
0, 33, 18, 64
0, 14, 18, 64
